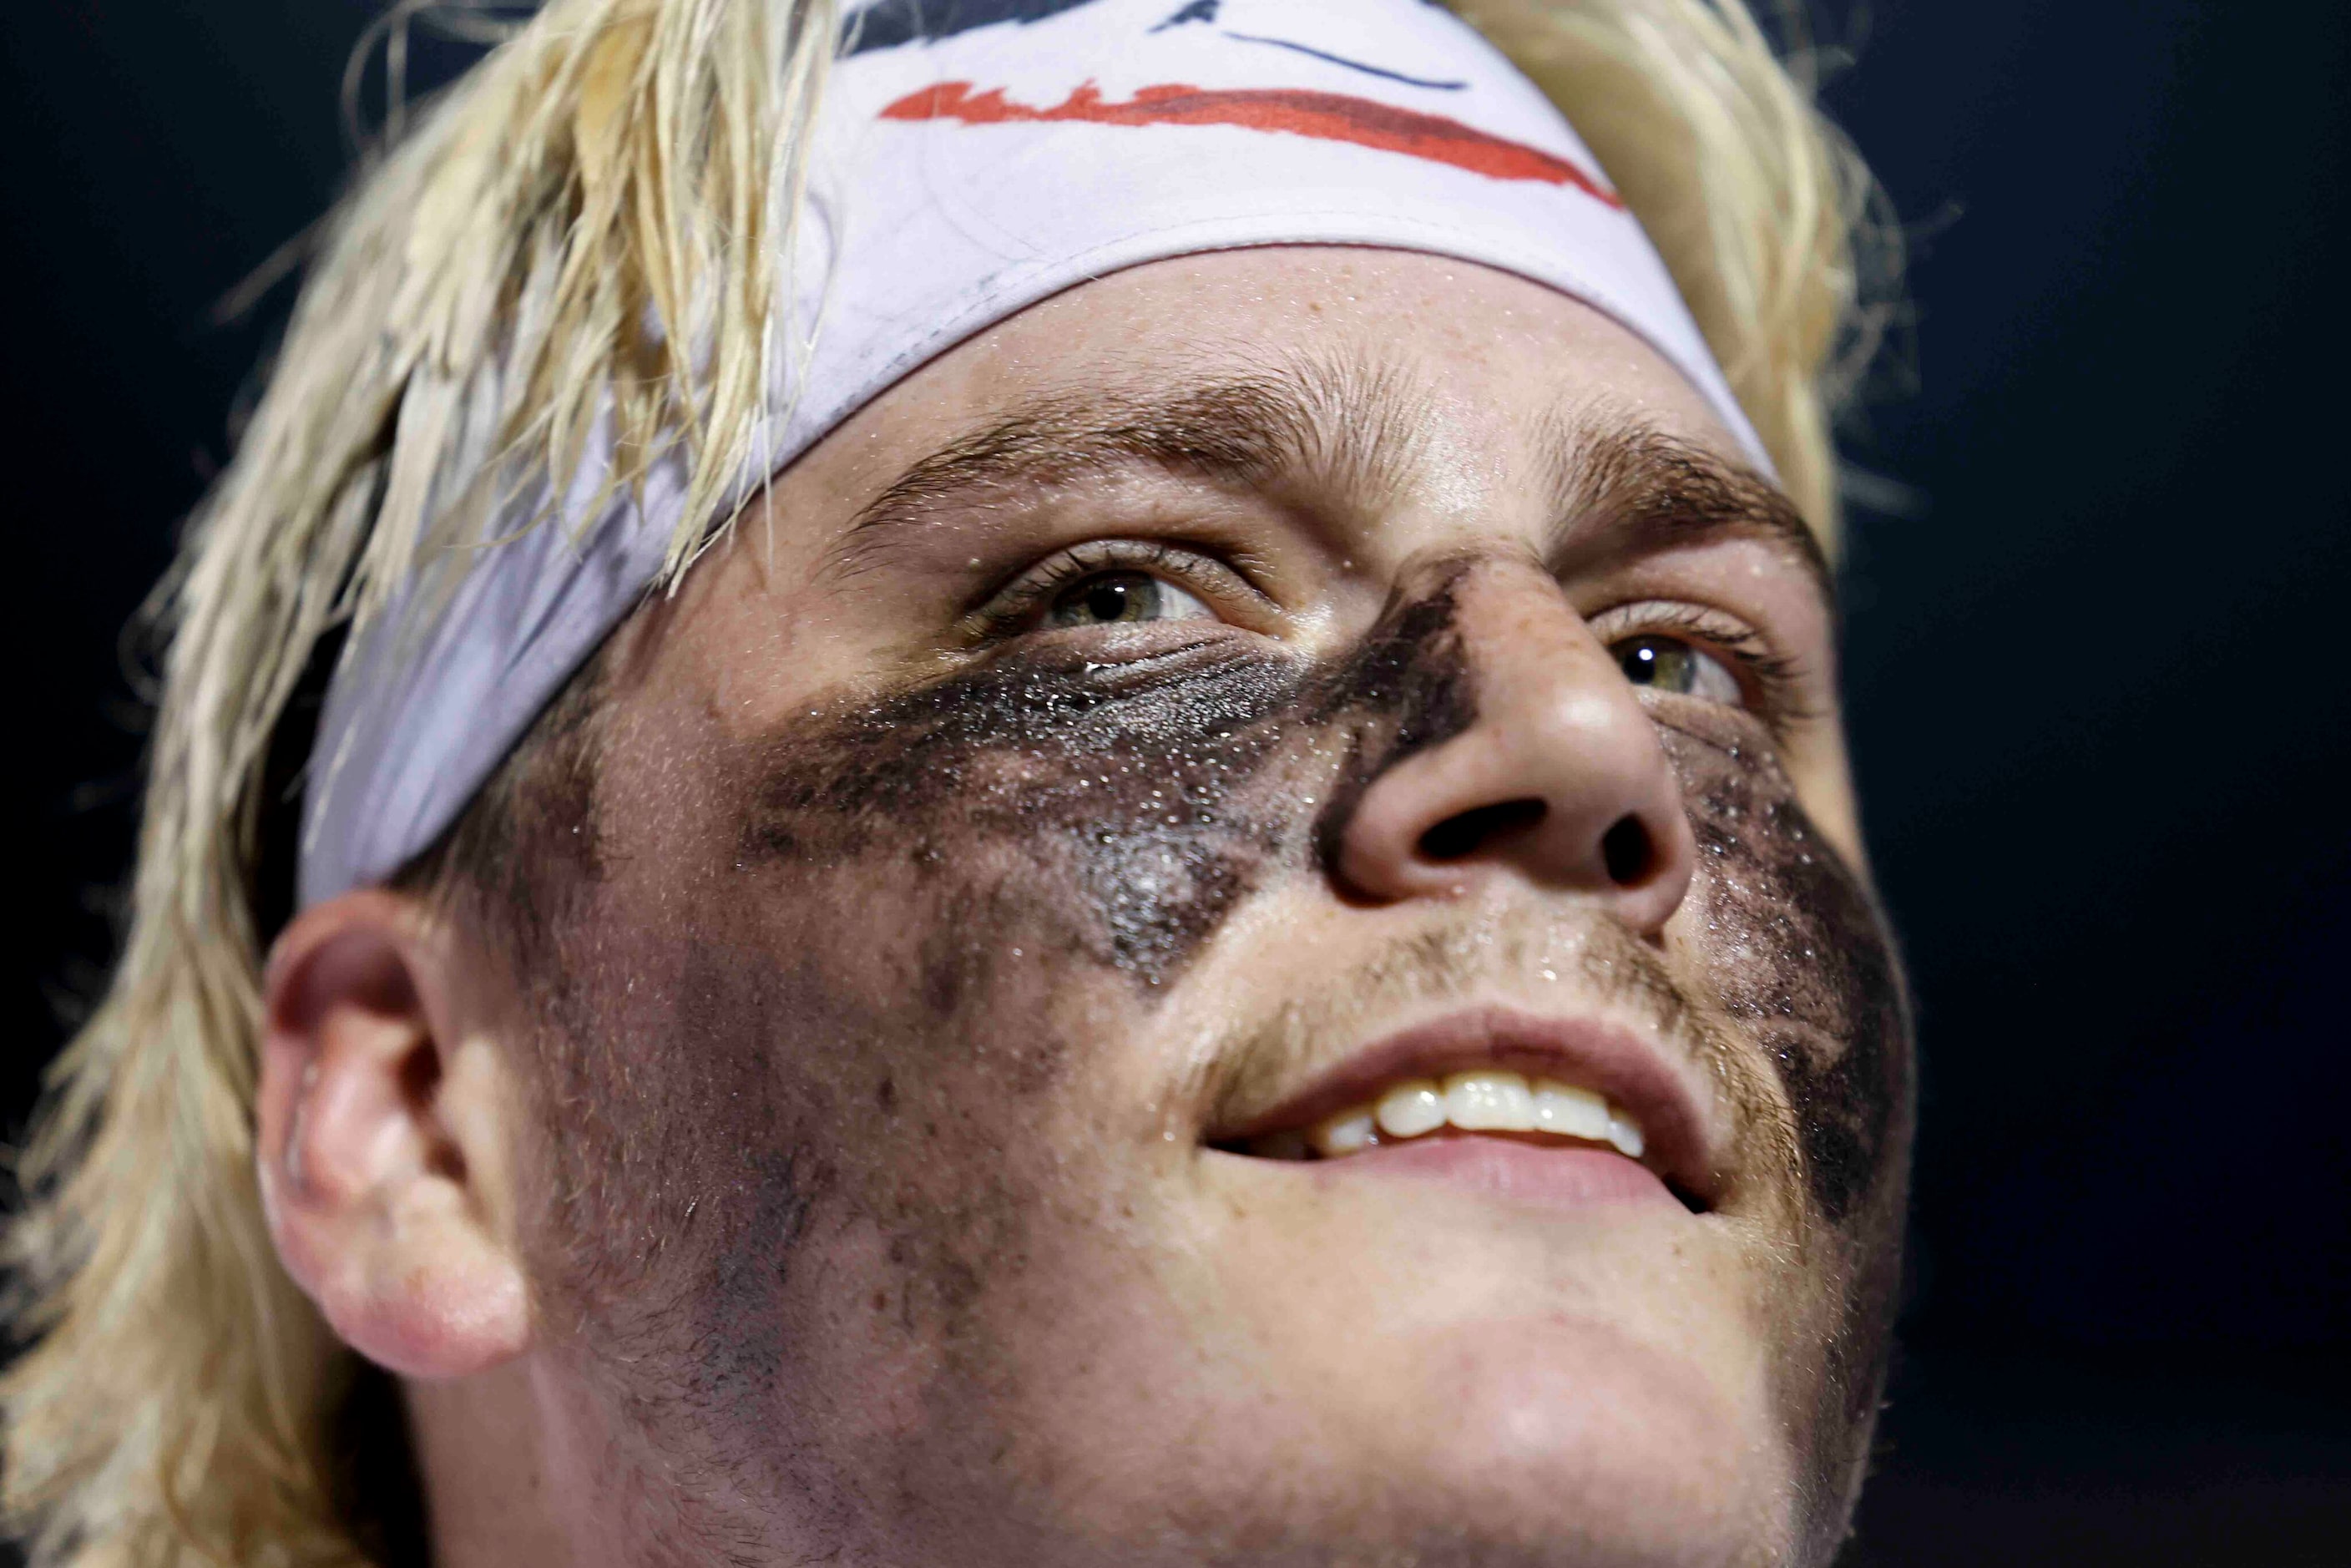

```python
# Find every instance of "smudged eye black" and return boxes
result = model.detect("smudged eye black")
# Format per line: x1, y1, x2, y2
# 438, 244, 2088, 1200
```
1612, 635, 1745, 705
1047, 570, 1217, 629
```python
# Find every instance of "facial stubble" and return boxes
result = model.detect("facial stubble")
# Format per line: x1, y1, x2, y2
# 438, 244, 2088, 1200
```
499, 562, 1913, 1565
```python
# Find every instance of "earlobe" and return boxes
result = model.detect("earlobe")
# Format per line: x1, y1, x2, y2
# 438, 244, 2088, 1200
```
258, 891, 533, 1380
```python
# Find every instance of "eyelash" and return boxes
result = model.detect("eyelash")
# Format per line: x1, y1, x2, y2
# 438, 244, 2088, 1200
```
968, 546, 1817, 726
1592, 599, 1817, 724
963, 538, 1260, 640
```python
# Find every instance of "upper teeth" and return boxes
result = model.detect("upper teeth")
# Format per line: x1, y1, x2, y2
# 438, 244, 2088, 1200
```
1248, 1070, 1647, 1161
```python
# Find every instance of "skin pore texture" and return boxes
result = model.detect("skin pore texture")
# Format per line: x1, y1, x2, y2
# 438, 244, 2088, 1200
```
280, 249, 1913, 1568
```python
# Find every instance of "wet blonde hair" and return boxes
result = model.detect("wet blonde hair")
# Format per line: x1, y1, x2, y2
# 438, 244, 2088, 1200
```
1, 3, 1892, 1563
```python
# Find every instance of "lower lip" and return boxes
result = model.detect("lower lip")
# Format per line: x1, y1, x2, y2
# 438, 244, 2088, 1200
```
1305, 1136, 1682, 1212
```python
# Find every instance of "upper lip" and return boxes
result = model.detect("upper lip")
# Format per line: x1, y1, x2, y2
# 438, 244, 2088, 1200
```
1209, 1004, 1727, 1208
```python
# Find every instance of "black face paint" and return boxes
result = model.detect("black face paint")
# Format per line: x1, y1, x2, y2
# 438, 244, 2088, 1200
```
730, 559, 1910, 1230
1654, 712, 1914, 1230
1307, 572, 1478, 876
1654, 703, 1915, 1540
523, 554, 1914, 1565
736, 567, 1475, 994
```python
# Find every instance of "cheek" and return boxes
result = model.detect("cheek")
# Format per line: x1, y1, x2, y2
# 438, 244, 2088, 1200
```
1656, 721, 1915, 1230
530, 589, 1494, 1490
1654, 718, 1917, 1531
603, 883, 1187, 1515
522, 853, 1124, 1485
728, 595, 1477, 999
735, 649, 1315, 993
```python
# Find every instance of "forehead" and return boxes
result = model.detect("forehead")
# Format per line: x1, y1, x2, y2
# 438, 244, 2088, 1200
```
623, 240, 1850, 847
811, 247, 1748, 510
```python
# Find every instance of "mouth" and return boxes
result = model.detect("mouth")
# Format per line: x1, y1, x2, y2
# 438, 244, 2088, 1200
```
1207, 1005, 1722, 1214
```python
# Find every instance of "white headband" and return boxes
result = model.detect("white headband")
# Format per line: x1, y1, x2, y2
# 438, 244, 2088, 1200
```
299, 0, 1770, 908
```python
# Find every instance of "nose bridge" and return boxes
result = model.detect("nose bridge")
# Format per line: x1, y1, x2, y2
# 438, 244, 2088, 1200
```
1459, 560, 1657, 768
1328, 552, 1697, 930
1438, 557, 1666, 818
1449, 554, 1605, 698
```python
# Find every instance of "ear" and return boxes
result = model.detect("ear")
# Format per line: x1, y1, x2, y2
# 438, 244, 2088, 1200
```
257, 889, 533, 1379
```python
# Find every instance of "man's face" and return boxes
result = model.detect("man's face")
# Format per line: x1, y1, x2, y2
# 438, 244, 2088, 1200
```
498, 248, 1912, 1567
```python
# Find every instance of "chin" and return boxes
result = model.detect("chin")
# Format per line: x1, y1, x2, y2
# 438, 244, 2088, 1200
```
1164, 1174, 1795, 1564
1366, 1317, 1794, 1567
968, 1242, 1798, 1568
1010, 1332, 1794, 1568
1247, 1318, 1791, 1567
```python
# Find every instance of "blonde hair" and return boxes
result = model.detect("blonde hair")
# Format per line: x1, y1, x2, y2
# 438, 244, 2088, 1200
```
1, 3, 1891, 1563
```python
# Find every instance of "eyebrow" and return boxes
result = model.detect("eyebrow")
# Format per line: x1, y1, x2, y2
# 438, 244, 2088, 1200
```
831, 358, 1834, 608
1552, 423, 1838, 610
835, 356, 1426, 556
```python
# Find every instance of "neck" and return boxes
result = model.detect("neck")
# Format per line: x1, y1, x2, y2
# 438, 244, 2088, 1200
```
404, 1362, 568, 1567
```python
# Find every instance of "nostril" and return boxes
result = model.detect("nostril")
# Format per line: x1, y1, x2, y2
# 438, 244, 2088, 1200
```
1418, 798, 1546, 862
1600, 815, 1655, 886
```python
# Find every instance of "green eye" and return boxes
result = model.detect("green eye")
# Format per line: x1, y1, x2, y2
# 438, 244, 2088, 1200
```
1047, 571, 1215, 629
1614, 635, 1744, 705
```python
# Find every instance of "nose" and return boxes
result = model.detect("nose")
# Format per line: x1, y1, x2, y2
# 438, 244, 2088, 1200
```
1330, 559, 1697, 934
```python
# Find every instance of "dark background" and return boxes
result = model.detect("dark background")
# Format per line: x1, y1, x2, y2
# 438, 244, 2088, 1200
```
4, 2, 2347, 1564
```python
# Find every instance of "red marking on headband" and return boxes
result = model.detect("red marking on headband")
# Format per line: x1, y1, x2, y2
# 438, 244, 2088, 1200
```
880, 81, 1623, 206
